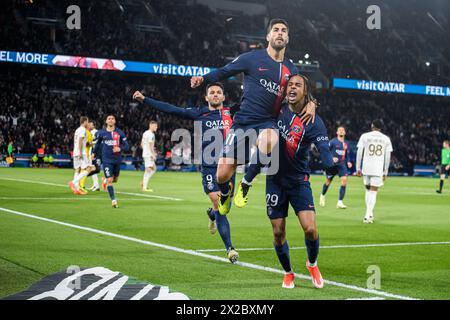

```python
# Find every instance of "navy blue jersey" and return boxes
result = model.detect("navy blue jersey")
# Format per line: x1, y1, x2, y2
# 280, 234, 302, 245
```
93, 128, 129, 164
204, 49, 298, 125
143, 97, 233, 167
329, 137, 349, 165
276, 104, 334, 178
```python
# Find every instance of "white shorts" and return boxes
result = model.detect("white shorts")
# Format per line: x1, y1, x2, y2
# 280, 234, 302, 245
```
144, 157, 155, 168
363, 175, 384, 188
73, 155, 89, 170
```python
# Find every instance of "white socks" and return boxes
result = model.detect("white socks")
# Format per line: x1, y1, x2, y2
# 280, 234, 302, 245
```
365, 190, 377, 218
73, 170, 88, 187
143, 169, 156, 189
92, 174, 99, 188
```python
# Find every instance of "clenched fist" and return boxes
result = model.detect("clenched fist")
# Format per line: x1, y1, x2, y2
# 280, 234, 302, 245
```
190, 76, 204, 88
133, 91, 145, 103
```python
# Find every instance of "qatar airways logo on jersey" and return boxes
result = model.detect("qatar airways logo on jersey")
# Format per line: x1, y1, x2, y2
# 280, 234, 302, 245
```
103, 140, 116, 146
260, 79, 284, 97
205, 119, 231, 129
277, 120, 292, 141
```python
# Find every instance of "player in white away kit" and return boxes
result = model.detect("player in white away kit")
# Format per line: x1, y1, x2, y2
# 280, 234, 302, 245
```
69, 116, 90, 195
88, 121, 100, 191
356, 120, 393, 223
141, 120, 158, 192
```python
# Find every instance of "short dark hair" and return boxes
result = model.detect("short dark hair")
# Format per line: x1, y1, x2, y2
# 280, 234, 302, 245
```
372, 119, 384, 130
149, 120, 158, 125
444, 140, 450, 146
206, 82, 224, 95
80, 116, 88, 125
267, 18, 289, 34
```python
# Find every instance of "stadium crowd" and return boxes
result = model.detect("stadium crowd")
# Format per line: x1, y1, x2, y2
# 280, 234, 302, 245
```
1, 0, 450, 174
1, 63, 449, 174
3, 0, 449, 84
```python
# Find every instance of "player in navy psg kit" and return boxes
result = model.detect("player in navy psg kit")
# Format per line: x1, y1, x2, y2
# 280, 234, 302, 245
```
191, 19, 318, 215
320, 127, 353, 209
133, 83, 239, 263
92, 115, 129, 208
266, 75, 338, 289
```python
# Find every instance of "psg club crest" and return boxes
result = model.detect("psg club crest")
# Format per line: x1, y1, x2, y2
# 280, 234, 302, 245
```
284, 74, 290, 81
292, 125, 301, 134
223, 110, 230, 116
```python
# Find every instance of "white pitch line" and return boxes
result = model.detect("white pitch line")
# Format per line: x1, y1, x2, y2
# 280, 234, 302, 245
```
0, 207, 418, 300
0, 177, 182, 201
0, 197, 164, 201
196, 241, 450, 252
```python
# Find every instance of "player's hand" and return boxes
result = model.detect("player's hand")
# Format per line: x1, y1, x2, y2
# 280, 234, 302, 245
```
190, 76, 204, 88
92, 153, 96, 160
113, 147, 121, 153
78, 153, 83, 158
446, 165, 450, 170
332, 157, 339, 163
356, 170, 362, 177
300, 100, 317, 125
347, 162, 353, 169
133, 91, 145, 103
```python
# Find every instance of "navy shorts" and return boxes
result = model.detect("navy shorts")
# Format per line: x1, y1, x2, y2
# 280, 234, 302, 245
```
266, 174, 315, 220
201, 166, 236, 195
327, 163, 348, 179
222, 120, 277, 164
103, 163, 121, 179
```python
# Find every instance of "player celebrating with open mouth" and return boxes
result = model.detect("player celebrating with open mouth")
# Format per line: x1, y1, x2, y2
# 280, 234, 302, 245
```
191, 19, 317, 215
266, 75, 338, 289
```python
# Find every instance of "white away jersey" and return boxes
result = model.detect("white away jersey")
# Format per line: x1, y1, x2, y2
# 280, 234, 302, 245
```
357, 131, 393, 176
73, 126, 87, 156
142, 130, 155, 158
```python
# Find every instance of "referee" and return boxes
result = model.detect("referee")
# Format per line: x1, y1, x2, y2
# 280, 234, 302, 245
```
436, 140, 450, 194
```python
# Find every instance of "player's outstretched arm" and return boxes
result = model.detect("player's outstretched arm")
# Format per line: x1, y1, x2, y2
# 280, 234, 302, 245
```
193, 52, 250, 87
133, 91, 200, 120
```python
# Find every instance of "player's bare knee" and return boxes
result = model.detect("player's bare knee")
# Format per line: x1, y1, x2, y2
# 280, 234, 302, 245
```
216, 166, 233, 183
304, 225, 317, 240
258, 129, 278, 154
273, 229, 286, 245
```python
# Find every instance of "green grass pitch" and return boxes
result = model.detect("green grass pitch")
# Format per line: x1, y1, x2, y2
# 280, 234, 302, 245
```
0, 168, 449, 300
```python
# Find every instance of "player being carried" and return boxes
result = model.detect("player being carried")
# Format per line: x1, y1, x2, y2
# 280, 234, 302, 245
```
141, 120, 158, 192
319, 126, 353, 209
92, 115, 129, 208
436, 140, 450, 194
265, 74, 338, 289
190, 18, 317, 215
133, 83, 239, 263
355, 120, 393, 223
